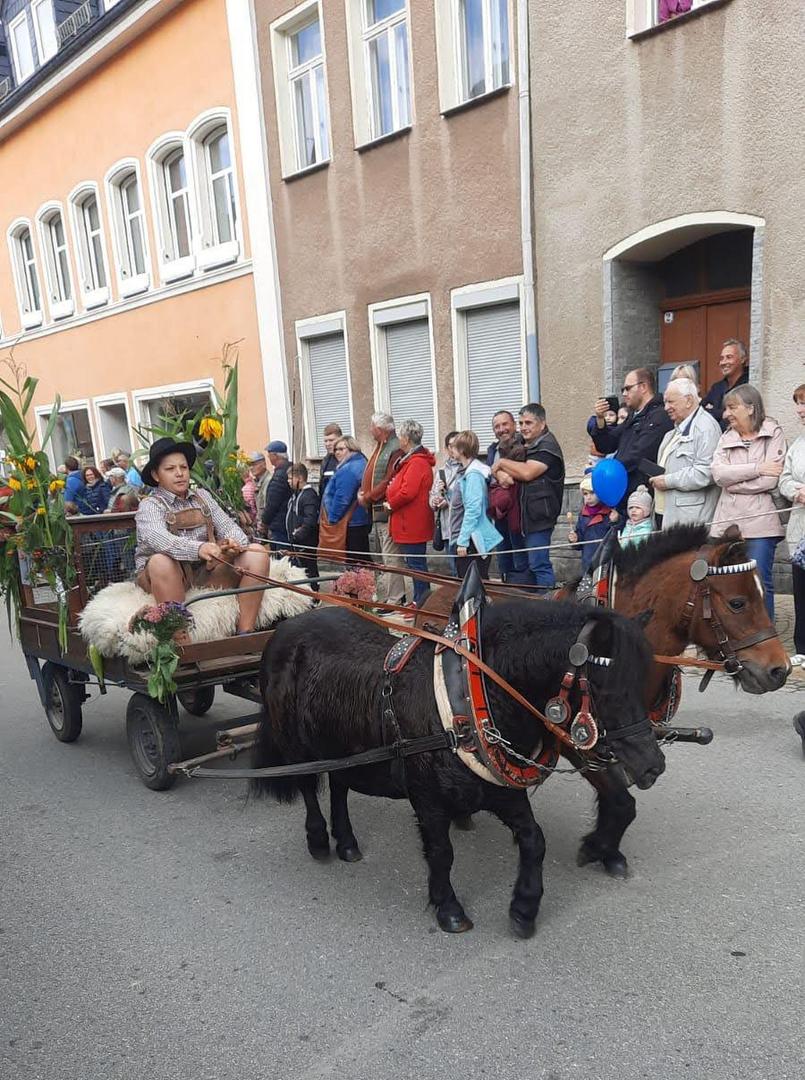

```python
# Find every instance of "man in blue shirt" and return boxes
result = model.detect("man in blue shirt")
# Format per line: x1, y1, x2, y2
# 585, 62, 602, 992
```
701, 339, 749, 430
115, 450, 144, 489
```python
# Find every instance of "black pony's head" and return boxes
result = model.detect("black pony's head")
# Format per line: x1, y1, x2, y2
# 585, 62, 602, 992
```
482, 598, 665, 790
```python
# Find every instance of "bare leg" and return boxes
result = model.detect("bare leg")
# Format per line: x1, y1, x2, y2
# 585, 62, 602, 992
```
137, 555, 190, 644
233, 544, 271, 632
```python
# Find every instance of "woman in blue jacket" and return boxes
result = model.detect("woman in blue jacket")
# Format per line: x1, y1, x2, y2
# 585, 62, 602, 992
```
453, 430, 502, 580
82, 466, 112, 514
322, 436, 370, 563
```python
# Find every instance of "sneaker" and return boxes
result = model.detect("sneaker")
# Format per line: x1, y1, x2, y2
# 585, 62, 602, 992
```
791, 654, 805, 667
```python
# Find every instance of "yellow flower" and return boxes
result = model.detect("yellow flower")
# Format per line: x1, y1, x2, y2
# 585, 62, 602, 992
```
199, 416, 224, 441
36, 506, 46, 516
26, 479, 37, 490
24, 456, 36, 472
7, 477, 21, 491
49, 478, 65, 493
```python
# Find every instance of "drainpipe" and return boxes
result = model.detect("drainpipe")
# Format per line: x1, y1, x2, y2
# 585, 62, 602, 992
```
517, 0, 539, 402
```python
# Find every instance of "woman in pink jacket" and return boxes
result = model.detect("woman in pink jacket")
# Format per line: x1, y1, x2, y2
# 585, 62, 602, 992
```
710, 384, 786, 618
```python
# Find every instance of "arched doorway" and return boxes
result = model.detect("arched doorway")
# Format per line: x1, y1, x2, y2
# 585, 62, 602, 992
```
603, 212, 765, 395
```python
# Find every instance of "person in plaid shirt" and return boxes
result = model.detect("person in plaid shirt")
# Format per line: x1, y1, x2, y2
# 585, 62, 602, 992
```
134, 438, 270, 634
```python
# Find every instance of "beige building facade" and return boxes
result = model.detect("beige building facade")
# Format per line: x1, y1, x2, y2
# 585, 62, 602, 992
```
529, 0, 805, 474
254, 0, 536, 459
0, 0, 286, 466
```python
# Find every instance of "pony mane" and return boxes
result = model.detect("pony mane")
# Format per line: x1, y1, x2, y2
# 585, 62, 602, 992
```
613, 523, 747, 581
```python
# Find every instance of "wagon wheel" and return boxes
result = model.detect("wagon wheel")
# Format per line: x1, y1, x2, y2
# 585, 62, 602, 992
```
42, 662, 84, 743
177, 685, 215, 717
126, 693, 181, 791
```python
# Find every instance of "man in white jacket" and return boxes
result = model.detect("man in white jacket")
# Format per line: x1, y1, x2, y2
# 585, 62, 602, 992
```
649, 378, 721, 529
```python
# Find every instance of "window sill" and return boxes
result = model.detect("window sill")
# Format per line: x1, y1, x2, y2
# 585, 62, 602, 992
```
198, 241, 240, 271
282, 159, 330, 184
159, 256, 196, 285
21, 310, 43, 330
50, 299, 74, 320
82, 286, 109, 311
119, 272, 150, 298
441, 83, 511, 118
355, 125, 412, 154
629, 0, 731, 40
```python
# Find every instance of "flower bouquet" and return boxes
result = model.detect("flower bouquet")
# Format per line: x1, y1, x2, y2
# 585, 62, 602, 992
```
129, 601, 194, 703
333, 567, 375, 602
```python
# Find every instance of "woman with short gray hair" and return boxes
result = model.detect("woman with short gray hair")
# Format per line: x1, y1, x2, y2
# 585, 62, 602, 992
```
711, 383, 786, 618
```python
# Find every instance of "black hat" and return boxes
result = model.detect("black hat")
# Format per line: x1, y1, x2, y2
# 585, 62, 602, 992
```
139, 437, 197, 488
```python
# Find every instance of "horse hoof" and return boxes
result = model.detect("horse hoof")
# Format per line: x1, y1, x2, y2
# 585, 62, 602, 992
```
452, 815, 475, 832
509, 914, 536, 939
793, 713, 805, 755
437, 911, 474, 934
603, 853, 629, 878
337, 845, 363, 863
307, 839, 330, 861
577, 842, 600, 867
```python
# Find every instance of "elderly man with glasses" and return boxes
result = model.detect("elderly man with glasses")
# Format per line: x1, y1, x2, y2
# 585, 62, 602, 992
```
590, 367, 673, 511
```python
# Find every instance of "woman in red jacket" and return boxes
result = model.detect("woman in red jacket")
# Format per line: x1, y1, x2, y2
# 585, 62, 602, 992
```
384, 419, 435, 608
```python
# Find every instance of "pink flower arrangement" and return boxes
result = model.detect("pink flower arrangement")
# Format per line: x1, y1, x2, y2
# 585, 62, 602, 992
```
334, 567, 375, 602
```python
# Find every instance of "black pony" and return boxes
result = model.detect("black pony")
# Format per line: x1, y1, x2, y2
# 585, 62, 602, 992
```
251, 596, 665, 937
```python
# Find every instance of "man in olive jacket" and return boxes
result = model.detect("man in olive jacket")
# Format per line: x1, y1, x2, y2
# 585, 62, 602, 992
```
358, 412, 404, 605
590, 367, 673, 510
492, 403, 565, 587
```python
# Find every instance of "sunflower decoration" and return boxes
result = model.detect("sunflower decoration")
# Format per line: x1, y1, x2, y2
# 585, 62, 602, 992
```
198, 415, 224, 442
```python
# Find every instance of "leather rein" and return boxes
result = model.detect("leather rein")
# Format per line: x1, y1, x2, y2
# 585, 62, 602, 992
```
210, 555, 643, 786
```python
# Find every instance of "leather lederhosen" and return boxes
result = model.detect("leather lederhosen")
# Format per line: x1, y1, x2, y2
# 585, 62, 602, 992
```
141, 494, 240, 591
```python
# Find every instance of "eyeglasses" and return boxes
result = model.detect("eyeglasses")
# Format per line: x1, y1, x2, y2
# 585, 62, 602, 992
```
621, 381, 644, 393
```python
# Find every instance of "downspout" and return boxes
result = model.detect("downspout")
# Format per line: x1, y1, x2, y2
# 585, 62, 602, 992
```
517, 0, 539, 401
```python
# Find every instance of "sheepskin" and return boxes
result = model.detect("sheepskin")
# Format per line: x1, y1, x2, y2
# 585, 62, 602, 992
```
79, 557, 313, 664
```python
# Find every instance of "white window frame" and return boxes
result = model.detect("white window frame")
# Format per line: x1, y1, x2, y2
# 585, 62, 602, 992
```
434, 0, 514, 113
35, 398, 100, 469
450, 276, 526, 430
104, 158, 151, 298
7, 218, 44, 330
67, 181, 111, 310
270, 1, 332, 178
187, 108, 243, 270
295, 311, 354, 458
92, 392, 135, 459
36, 202, 75, 320
367, 292, 439, 450
31, 0, 59, 65
344, 0, 413, 148
146, 133, 196, 284
627, 0, 726, 36
132, 379, 214, 437
8, 11, 36, 83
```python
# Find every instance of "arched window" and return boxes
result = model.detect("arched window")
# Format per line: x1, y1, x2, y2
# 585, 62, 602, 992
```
105, 160, 151, 298
37, 205, 74, 318
8, 220, 43, 329
69, 183, 111, 309
187, 111, 242, 270
203, 127, 236, 246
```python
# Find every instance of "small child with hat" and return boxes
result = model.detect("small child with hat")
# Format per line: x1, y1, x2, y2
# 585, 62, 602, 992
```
618, 485, 654, 548
567, 473, 616, 573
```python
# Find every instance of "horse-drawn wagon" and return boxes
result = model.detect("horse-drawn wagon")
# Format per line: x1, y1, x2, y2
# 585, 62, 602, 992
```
18, 510, 314, 790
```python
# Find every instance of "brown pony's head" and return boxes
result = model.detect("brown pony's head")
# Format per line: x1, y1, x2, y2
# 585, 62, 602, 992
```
685, 527, 789, 693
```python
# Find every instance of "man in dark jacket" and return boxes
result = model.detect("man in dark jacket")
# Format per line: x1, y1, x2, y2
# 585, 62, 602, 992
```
590, 367, 673, 509
286, 463, 320, 586
485, 410, 522, 580
492, 403, 565, 588
484, 410, 518, 466
318, 423, 342, 499
701, 339, 749, 430
261, 440, 292, 551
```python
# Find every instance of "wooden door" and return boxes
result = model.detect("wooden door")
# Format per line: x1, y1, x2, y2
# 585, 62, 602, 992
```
704, 300, 750, 390
660, 298, 750, 391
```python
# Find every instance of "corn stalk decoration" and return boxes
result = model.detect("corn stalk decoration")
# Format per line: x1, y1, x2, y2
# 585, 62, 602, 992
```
134, 342, 249, 522
0, 354, 74, 650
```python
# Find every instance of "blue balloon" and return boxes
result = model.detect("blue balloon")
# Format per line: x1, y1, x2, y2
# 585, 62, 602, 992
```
591, 458, 627, 507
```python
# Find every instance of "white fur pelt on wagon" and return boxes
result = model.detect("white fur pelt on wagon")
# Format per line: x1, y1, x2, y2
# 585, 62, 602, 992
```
78, 557, 314, 665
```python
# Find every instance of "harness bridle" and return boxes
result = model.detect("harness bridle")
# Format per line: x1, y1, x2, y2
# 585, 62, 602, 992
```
680, 553, 779, 685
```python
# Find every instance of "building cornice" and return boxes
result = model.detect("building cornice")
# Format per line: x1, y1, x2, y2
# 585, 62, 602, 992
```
0, 0, 185, 142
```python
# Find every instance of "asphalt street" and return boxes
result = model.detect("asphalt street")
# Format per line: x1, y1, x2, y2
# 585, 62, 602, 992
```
1, 618, 802, 1080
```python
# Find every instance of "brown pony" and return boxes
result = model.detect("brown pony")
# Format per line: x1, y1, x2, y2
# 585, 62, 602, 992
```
419, 523, 790, 875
